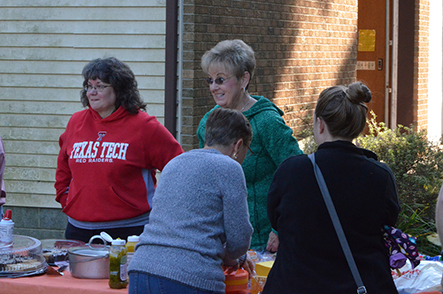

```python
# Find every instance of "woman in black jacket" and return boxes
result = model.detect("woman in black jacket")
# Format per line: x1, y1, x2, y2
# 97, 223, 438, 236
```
263, 82, 400, 294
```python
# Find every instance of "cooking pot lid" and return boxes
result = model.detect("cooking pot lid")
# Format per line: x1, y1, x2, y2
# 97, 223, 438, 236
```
69, 247, 108, 257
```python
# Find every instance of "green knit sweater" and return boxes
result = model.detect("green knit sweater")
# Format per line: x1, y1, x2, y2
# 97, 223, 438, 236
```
197, 96, 304, 249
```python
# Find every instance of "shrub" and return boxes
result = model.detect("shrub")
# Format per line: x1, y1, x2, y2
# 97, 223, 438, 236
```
296, 105, 317, 154
296, 111, 443, 255
355, 112, 443, 255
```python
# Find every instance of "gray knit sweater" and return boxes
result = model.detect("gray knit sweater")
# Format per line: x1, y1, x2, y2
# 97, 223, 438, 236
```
128, 149, 253, 293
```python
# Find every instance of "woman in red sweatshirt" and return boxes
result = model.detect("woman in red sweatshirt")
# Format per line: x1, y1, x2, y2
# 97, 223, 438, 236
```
55, 57, 183, 243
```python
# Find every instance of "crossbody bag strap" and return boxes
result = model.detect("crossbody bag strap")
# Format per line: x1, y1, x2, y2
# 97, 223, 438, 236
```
308, 153, 367, 294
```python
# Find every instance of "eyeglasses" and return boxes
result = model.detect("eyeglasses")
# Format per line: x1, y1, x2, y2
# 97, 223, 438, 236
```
85, 85, 111, 92
205, 76, 232, 85
245, 145, 254, 159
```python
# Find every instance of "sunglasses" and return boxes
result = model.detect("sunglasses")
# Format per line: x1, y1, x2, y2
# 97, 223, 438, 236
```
205, 76, 232, 85
246, 144, 253, 155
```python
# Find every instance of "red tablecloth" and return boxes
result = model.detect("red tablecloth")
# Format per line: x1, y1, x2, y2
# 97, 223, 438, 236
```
0, 270, 128, 294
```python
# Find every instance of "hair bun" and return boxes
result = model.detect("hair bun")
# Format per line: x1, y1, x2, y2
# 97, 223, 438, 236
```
346, 82, 372, 104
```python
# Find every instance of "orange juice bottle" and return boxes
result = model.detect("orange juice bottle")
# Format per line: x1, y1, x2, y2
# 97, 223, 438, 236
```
126, 235, 139, 265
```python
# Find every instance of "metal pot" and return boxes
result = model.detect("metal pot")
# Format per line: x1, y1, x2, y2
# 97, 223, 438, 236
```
68, 245, 110, 279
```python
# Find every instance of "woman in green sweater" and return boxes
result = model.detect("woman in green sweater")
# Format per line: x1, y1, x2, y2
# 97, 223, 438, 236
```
197, 39, 303, 250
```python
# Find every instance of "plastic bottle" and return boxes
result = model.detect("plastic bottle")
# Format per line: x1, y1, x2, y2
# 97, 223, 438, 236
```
0, 209, 14, 248
126, 235, 139, 265
108, 238, 128, 289
247, 249, 260, 265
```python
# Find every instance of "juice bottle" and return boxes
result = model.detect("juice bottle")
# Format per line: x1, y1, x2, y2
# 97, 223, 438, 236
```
126, 235, 139, 265
247, 249, 260, 264
109, 238, 128, 289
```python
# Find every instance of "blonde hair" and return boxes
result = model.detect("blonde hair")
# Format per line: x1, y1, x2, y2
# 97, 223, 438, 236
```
201, 39, 255, 90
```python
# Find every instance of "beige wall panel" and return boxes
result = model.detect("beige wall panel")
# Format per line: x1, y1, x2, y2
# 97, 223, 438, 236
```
0, 0, 167, 208
0, 21, 165, 34
0, 75, 164, 92
1, 88, 165, 109
0, 8, 165, 21
136, 77, 165, 90
0, 60, 165, 79
1, 0, 165, 6
7, 167, 55, 183
125, 63, 165, 77
1, 88, 86, 102
0, 76, 83, 91
0, 61, 85, 75
0, 85, 164, 111
3, 194, 59, 208
0, 34, 165, 49
0, 48, 165, 62
0, 114, 71, 129
1, 87, 165, 103
145, 104, 165, 118
139, 90, 165, 104
4, 141, 60, 155
7, 180, 60, 196
0, 101, 83, 115
1, 100, 164, 118
7, 154, 57, 169
0, 127, 64, 141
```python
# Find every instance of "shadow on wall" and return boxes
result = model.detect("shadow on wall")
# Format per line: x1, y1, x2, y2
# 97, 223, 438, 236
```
192, 0, 358, 143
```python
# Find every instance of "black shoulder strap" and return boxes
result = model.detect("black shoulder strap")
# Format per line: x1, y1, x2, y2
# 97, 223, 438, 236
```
308, 153, 367, 294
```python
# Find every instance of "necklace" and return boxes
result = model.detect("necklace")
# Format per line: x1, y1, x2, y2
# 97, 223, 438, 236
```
240, 97, 252, 112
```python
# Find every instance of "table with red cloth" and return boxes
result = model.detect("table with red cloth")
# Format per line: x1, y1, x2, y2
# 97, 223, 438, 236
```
0, 270, 128, 294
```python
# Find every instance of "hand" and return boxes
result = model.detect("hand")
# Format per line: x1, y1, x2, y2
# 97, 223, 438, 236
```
241, 256, 255, 277
266, 231, 279, 253
223, 265, 238, 275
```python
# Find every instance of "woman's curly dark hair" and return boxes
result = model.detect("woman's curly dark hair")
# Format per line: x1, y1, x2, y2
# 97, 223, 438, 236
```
80, 57, 147, 114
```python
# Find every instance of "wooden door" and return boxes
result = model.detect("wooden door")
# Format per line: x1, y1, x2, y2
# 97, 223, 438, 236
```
357, 0, 392, 124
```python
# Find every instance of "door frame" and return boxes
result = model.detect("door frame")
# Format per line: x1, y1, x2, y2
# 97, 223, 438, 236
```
390, 0, 399, 129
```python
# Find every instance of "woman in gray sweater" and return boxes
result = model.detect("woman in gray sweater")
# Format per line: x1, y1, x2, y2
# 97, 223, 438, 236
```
128, 108, 253, 294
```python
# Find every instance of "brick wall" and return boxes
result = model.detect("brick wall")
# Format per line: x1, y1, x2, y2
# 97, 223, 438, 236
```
181, 0, 358, 151
414, 0, 430, 131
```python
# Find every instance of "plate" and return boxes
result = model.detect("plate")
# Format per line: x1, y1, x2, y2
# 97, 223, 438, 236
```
41, 239, 85, 264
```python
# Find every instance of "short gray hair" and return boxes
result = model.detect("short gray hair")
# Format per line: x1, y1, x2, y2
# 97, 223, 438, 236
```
201, 39, 256, 90
205, 108, 252, 148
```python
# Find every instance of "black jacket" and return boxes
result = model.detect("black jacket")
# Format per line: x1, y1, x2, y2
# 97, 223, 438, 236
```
264, 140, 400, 294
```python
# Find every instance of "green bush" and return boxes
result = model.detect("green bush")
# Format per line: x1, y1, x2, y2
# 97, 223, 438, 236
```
296, 110, 443, 255
355, 112, 443, 255
296, 105, 317, 154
